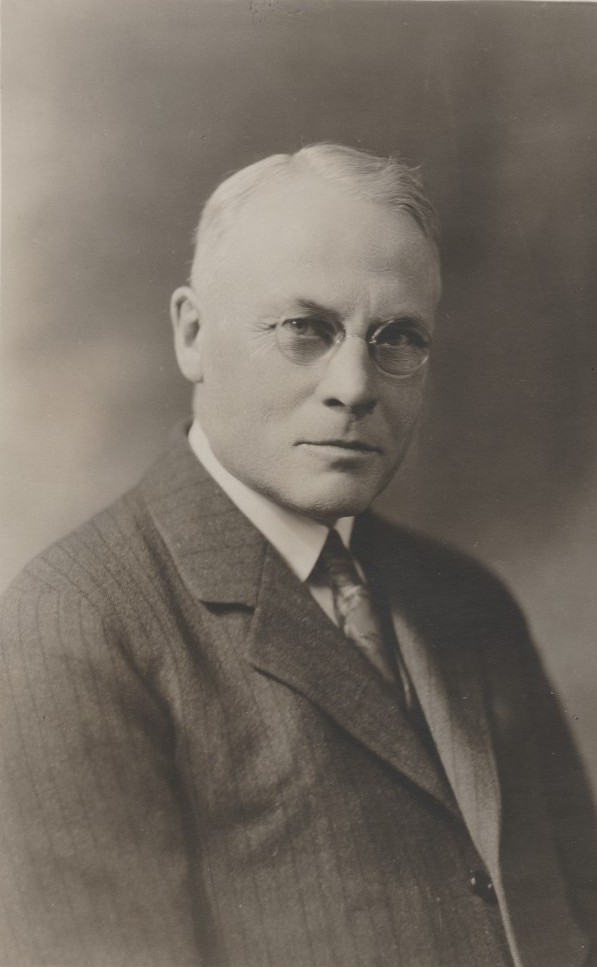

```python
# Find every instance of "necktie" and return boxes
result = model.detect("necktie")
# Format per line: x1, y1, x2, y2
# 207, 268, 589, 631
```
315, 529, 398, 685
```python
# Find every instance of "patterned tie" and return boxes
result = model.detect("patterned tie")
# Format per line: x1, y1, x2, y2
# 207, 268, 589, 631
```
315, 529, 398, 685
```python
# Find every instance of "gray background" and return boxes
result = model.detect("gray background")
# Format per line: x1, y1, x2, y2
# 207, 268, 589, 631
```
3, 0, 597, 788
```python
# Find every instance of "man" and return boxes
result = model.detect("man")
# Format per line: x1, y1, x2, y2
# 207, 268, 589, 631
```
1, 144, 595, 967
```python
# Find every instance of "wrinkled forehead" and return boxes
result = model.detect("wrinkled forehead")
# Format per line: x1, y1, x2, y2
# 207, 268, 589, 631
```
213, 173, 441, 304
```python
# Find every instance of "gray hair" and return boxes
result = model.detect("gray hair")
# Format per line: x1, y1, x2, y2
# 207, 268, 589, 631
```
190, 143, 438, 292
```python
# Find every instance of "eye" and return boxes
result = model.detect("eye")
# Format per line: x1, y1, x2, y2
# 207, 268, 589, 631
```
275, 317, 338, 365
279, 317, 336, 344
371, 319, 431, 377
374, 319, 430, 349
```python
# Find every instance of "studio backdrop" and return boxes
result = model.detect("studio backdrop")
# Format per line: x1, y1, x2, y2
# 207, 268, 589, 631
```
3, 0, 597, 786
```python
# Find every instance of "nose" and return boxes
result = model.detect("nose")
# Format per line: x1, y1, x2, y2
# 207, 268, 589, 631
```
317, 334, 378, 417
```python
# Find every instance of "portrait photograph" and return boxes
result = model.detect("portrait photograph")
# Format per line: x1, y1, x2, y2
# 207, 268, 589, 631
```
2, 2, 597, 965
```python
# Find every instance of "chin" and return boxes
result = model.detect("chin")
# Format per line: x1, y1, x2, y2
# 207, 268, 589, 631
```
291, 484, 380, 524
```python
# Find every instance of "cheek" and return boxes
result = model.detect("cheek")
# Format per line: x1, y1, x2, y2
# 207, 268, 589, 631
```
256, 368, 309, 419
379, 383, 425, 438
208, 337, 314, 420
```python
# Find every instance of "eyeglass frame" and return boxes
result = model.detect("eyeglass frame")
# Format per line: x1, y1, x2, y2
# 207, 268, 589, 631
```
273, 315, 432, 379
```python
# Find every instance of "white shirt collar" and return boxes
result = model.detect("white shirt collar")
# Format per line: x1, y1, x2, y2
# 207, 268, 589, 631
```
188, 419, 354, 582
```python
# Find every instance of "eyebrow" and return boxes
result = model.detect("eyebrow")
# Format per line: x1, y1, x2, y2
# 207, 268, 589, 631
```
289, 297, 429, 330
290, 298, 340, 319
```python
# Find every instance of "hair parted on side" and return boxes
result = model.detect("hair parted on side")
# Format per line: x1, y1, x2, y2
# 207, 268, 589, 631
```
190, 143, 438, 292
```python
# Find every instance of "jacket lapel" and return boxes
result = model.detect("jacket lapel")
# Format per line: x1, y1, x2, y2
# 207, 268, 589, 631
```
354, 515, 502, 874
391, 609, 502, 871
245, 542, 459, 818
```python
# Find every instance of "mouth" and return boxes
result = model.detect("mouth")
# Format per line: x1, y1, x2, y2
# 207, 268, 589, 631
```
298, 439, 382, 454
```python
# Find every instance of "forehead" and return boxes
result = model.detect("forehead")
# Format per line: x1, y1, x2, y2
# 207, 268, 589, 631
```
210, 173, 440, 317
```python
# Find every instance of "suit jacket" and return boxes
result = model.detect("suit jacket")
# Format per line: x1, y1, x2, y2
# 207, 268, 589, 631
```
1, 428, 596, 967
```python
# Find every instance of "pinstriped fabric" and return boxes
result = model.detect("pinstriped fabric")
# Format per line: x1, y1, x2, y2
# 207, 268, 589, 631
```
1, 427, 595, 967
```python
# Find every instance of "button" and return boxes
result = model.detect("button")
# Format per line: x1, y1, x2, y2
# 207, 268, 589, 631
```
469, 870, 497, 904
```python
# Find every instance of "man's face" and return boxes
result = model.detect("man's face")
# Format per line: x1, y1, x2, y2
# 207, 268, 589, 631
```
173, 174, 440, 523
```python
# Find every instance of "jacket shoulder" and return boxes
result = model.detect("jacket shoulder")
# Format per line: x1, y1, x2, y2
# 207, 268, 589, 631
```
0, 477, 185, 715
361, 513, 528, 640
1, 484, 159, 618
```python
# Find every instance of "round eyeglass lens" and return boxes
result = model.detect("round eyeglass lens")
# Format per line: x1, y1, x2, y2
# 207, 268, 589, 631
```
276, 318, 337, 365
372, 322, 430, 376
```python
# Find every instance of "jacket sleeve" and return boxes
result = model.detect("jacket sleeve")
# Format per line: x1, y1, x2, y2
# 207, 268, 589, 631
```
0, 575, 201, 967
522, 636, 597, 947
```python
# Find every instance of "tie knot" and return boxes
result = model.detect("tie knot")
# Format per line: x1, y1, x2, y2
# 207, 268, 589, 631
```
314, 528, 399, 685
316, 529, 363, 594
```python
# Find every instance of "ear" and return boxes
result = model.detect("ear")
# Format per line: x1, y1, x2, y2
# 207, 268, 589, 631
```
170, 286, 205, 383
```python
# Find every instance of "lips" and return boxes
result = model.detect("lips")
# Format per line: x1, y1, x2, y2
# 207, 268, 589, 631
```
298, 439, 382, 454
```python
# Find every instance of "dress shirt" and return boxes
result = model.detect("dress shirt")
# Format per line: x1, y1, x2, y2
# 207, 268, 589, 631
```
188, 419, 355, 625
